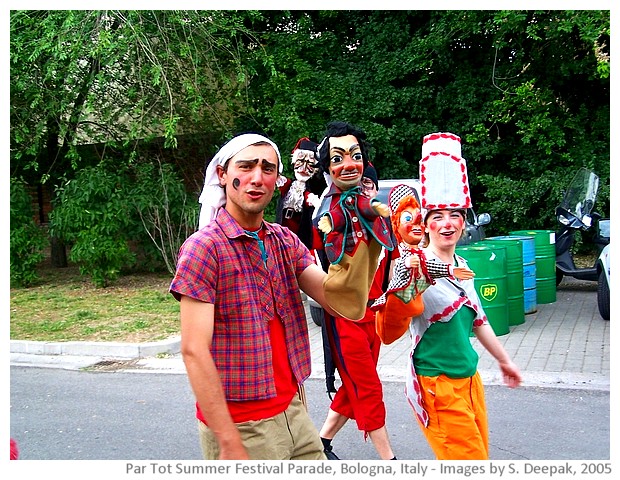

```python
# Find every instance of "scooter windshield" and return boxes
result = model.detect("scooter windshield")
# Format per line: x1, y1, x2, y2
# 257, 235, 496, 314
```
559, 168, 599, 221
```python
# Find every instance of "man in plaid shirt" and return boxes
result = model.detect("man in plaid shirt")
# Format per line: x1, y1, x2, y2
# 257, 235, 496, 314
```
170, 133, 334, 460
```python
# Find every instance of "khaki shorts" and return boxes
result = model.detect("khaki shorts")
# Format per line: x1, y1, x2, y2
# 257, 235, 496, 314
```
198, 393, 326, 460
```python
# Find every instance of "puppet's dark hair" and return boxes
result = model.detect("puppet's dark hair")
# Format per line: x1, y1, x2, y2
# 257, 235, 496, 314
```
317, 121, 370, 174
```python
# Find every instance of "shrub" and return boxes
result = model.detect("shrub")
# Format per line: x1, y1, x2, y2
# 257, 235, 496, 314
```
49, 163, 136, 287
131, 158, 199, 275
10, 178, 48, 287
49, 158, 199, 285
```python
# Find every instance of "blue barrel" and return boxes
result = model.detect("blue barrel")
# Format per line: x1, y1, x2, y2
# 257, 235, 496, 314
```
511, 230, 556, 304
488, 235, 537, 314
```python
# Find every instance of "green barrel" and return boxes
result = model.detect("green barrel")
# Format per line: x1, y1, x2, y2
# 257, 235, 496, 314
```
479, 238, 525, 326
456, 245, 509, 336
510, 229, 557, 304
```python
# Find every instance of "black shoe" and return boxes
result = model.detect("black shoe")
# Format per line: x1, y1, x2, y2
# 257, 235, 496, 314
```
324, 445, 340, 460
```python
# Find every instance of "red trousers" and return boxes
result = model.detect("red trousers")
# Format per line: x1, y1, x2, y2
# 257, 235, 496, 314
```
326, 315, 386, 434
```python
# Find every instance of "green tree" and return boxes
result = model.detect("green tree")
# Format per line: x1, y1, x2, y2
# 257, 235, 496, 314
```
49, 163, 137, 287
11, 10, 262, 177
11, 10, 610, 269
131, 159, 200, 275
11, 10, 268, 266
245, 11, 609, 233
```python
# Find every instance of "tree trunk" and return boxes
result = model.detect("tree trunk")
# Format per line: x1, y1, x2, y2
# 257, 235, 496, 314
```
50, 236, 67, 268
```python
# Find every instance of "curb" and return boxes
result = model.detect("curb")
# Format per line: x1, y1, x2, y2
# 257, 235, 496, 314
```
10, 344, 610, 392
9, 336, 181, 359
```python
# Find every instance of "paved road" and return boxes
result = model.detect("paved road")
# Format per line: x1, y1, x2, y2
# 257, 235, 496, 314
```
9, 275, 611, 475
10, 365, 609, 461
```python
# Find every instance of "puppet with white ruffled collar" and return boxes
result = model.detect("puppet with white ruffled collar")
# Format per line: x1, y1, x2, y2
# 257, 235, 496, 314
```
276, 137, 326, 249
313, 121, 394, 321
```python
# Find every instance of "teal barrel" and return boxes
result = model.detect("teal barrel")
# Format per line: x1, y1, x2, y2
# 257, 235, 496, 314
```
456, 245, 509, 336
488, 235, 537, 314
479, 238, 525, 326
510, 230, 557, 304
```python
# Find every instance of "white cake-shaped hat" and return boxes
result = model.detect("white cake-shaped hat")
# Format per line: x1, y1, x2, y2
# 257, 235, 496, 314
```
419, 132, 472, 211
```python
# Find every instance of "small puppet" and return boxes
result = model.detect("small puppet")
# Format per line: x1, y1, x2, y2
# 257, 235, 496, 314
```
313, 121, 394, 321
276, 137, 326, 249
371, 184, 474, 344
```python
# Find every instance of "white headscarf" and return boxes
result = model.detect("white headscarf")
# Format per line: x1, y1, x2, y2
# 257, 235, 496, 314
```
198, 133, 283, 229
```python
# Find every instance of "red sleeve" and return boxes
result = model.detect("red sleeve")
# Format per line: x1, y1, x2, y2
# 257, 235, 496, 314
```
278, 177, 292, 195
369, 251, 388, 299
311, 225, 324, 252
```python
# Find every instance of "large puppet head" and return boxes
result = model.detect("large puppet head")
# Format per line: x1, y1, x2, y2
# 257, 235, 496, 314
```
291, 137, 319, 182
317, 121, 370, 191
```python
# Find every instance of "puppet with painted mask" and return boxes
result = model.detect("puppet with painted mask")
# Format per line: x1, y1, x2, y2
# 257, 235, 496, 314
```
313, 121, 394, 321
370, 184, 475, 344
276, 137, 326, 249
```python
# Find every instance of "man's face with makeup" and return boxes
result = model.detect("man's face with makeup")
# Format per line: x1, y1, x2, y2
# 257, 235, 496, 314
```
328, 134, 364, 190
218, 143, 279, 220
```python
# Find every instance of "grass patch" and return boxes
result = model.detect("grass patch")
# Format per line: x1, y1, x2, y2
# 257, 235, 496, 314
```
10, 265, 179, 343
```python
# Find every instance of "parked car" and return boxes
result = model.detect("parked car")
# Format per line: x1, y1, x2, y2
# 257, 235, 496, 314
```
307, 178, 492, 326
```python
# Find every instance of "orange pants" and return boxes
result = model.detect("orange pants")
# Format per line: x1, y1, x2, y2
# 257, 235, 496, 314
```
416, 372, 489, 460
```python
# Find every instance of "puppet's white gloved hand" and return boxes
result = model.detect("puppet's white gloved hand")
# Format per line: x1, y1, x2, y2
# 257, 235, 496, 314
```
318, 215, 333, 234
404, 254, 420, 270
405, 253, 422, 278
307, 193, 321, 209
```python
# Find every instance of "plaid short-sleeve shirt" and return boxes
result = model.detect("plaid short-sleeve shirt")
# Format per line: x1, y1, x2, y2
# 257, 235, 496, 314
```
170, 208, 314, 401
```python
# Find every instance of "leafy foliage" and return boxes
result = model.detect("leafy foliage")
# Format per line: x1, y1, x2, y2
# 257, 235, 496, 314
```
11, 10, 610, 276
10, 178, 48, 287
131, 159, 199, 275
10, 10, 261, 183
49, 164, 136, 286
47, 157, 198, 285
245, 11, 610, 234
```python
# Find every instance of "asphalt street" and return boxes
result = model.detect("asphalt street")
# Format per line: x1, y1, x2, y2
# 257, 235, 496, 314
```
9, 275, 612, 474
10, 365, 609, 461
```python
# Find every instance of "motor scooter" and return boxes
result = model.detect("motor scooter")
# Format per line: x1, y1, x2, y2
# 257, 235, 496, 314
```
555, 168, 610, 285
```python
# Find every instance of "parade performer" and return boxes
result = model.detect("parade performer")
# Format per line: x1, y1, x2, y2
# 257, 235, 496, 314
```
404, 132, 521, 460
371, 184, 474, 344
314, 121, 394, 321
173, 133, 334, 460
316, 164, 397, 460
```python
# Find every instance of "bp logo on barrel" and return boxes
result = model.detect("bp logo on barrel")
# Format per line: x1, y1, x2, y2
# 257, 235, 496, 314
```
479, 283, 498, 302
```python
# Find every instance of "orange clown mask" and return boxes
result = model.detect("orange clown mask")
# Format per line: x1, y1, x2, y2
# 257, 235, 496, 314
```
392, 195, 424, 247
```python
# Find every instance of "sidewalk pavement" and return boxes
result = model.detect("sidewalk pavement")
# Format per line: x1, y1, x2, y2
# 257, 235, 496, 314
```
10, 278, 610, 391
